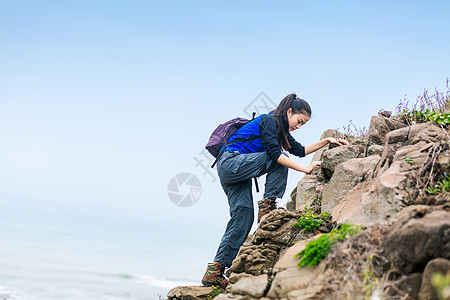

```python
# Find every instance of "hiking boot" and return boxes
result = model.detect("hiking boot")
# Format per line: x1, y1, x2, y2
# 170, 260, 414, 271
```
201, 261, 228, 288
257, 197, 277, 223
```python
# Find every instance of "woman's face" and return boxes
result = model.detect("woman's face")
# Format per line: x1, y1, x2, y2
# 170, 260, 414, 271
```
287, 108, 310, 132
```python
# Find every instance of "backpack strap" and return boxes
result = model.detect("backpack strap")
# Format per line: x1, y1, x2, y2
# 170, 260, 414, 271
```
254, 177, 260, 193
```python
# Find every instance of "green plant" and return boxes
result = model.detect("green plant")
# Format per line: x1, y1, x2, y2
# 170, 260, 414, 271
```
426, 173, 450, 195
432, 272, 450, 300
295, 223, 362, 267
402, 109, 450, 127
426, 184, 440, 195
360, 255, 379, 299
293, 208, 331, 232
207, 285, 224, 300
405, 158, 414, 163
428, 111, 450, 126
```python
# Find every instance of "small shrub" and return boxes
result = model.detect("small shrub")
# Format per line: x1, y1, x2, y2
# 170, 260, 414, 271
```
295, 223, 362, 267
293, 209, 331, 232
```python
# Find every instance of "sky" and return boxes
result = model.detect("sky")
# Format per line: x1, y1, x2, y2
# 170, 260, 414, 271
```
1, 0, 450, 279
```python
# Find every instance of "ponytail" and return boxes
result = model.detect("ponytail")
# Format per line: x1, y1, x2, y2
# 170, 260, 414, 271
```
270, 94, 311, 150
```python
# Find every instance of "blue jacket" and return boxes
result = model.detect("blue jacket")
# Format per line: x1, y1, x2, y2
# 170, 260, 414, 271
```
224, 114, 305, 162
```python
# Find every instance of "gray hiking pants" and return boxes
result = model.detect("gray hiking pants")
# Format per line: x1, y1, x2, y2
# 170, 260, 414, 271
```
213, 151, 288, 267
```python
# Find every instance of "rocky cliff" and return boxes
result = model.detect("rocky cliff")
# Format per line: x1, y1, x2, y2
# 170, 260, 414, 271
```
168, 110, 450, 300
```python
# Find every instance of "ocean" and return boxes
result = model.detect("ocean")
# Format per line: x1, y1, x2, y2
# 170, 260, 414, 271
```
0, 204, 201, 300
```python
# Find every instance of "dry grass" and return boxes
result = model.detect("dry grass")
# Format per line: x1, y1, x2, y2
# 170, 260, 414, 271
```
317, 224, 415, 299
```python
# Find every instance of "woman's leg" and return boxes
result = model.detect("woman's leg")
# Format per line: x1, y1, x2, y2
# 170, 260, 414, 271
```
263, 152, 289, 199
202, 179, 253, 287
213, 204, 254, 267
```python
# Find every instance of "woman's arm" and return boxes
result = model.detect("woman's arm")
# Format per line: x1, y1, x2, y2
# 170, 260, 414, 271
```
277, 154, 322, 174
304, 137, 349, 155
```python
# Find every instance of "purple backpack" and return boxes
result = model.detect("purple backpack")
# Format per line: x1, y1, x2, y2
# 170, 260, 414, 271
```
206, 113, 260, 168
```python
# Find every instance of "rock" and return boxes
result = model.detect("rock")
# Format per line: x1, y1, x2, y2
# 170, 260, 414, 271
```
375, 126, 410, 176
228, 210, 300, 277
253, 210, 300, 245
286, 187, 297, 211
167, 286, 213, 300
230, 274, 269, 298
331, 161, 409, 225
378, 110, 392, 118
285, 285, 325, 300
332, 141, 434, 225
266, 236, 323, 299
266, 266, 321, 299
368, 145, 384, 156
229, 243, 280, 276
228, 273, 253, 285
367, 115, 392, 145
437, 149, 450, 174
386, 273, 423, 299
321, 145, 365, 179
291, 229, 316, 243
381, 206, 450, 274
294, 174, 322, 211
310, 129, 346, 163
418, 258, 450, 300
214, 294, 252, 300
272, 235, 321, 272
321, 155, 380, 213
409, 122, 448, 145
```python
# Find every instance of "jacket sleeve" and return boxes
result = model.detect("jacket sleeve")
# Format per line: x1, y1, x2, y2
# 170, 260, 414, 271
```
287, 133, 306, 157
258, 114, 282, 162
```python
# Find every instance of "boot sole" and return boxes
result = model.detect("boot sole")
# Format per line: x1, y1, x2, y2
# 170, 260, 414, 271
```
201, 280, 226, 288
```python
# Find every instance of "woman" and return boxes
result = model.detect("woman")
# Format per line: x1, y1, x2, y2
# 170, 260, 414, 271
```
201, 94, 348, 288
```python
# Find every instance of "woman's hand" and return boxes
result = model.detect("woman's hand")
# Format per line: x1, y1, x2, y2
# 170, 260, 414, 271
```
307, 161, 322, 173
327, 137, 349, 146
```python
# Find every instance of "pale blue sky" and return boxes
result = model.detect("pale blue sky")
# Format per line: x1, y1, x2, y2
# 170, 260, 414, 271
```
1, 0, 449, 279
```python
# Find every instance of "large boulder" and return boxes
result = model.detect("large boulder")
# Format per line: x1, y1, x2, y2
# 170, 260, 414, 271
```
331, 142, 433, 225
366, 115, 407, 146
380, 205, 450, 274
321, 145, 365, 179
367, 115, 392, 145
321, 155, 380, 213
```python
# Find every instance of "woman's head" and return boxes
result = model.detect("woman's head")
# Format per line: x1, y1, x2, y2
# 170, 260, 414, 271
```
271, 94, 311, 150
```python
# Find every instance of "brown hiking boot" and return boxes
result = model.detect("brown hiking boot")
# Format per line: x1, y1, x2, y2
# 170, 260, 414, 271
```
258, 197, 277, 223
201, 261, 228, 288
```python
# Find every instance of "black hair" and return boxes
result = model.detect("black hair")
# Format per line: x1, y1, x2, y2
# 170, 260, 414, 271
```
270, 94, 311, 150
